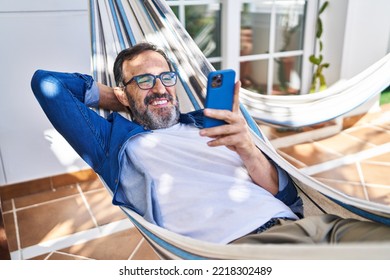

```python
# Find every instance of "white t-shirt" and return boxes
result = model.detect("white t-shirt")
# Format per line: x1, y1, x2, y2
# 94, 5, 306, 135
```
125, 123, 297, 244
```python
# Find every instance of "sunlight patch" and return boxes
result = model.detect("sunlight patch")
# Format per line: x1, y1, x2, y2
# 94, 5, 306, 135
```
40, 79, 60, 98
44, 129, 85, 171
228, 184, 250, 202
137, 134, 160, 148
158, 173, 174, 195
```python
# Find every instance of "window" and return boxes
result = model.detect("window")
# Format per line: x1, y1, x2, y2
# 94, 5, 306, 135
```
240, 0, 306, 95
167, 0, 313, 95
167, 0, 222, 69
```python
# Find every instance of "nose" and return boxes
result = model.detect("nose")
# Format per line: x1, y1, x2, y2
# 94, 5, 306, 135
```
151, 77, 166, 93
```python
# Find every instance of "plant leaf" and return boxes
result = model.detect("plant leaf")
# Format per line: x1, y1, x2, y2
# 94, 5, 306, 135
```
309, 55, 320, 65
316, 19, 323, 38
318, 54, 323, 64
319, 74, 326, 86
319, 1, 329, 15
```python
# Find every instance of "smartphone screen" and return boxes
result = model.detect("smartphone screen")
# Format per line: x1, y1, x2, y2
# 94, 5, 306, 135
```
204, 69, 236, 128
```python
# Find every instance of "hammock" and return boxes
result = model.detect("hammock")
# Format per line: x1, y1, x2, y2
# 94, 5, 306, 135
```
240, 53, 390, 127
89, 0, 390, 259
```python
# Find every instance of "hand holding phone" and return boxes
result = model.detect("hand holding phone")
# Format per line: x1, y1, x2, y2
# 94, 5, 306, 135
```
204, 69, 236, 128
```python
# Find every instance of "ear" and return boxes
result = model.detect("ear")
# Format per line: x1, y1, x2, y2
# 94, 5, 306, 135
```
114, 87, 130, 107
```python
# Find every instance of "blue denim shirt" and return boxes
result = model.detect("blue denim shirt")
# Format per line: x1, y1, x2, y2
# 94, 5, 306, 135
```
31, 70, 303, 226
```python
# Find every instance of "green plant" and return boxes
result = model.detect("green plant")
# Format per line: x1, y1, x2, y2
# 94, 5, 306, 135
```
309, 1, 330, 92
380, 86, 390, 105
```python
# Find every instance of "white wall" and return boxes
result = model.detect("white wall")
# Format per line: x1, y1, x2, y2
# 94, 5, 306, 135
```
0, 0, 91, 185
316, 0, 390, 84
318, 0, 389, 115
340, 0, 390, 79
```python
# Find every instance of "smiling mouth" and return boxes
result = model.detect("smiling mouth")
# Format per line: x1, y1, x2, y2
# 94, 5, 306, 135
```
145, 93, 173, 107
149, 98, 169, 106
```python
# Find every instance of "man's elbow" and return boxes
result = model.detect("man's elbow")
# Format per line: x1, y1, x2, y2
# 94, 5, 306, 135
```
31, 69, 48, 95
31, 70, 62, 100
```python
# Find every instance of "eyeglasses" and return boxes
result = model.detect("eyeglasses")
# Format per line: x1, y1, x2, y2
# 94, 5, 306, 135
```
123, 71, 178, 90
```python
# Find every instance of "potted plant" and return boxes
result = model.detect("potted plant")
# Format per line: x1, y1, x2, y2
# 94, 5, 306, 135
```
309, 1, 330, 93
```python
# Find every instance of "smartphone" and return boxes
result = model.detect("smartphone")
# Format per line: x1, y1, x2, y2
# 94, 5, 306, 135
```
204, 69, 236, 128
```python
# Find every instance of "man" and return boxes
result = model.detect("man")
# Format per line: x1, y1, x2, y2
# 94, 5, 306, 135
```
31, 42, 390, 244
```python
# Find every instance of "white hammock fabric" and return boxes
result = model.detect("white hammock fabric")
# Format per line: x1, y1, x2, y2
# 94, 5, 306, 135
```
242, 53, 390, 127
89, 0, 390, 259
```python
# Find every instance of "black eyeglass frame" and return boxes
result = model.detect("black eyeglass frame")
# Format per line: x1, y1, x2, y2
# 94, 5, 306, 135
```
123, 71, 178, 90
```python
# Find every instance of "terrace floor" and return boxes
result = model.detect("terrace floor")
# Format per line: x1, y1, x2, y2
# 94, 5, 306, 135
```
1, 104, 390, 260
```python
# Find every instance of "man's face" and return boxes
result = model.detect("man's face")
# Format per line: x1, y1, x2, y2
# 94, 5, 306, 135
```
121, 50, 180, 130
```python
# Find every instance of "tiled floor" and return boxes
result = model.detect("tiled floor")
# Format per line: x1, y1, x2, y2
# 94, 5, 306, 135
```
1, 104, 390, 260
2, 178, 160, 260
267, 104, 390, 206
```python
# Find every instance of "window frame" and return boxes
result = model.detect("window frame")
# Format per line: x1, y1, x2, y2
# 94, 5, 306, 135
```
167, 0, 318, 95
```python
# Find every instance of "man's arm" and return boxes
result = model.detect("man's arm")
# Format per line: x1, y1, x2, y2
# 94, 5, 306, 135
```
31, 70, 110, 170
97, 83, 128, 112
199, 81, 279, 195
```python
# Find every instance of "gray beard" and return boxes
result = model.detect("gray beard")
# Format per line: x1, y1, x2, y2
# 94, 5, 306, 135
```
127, 93, 180, 130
